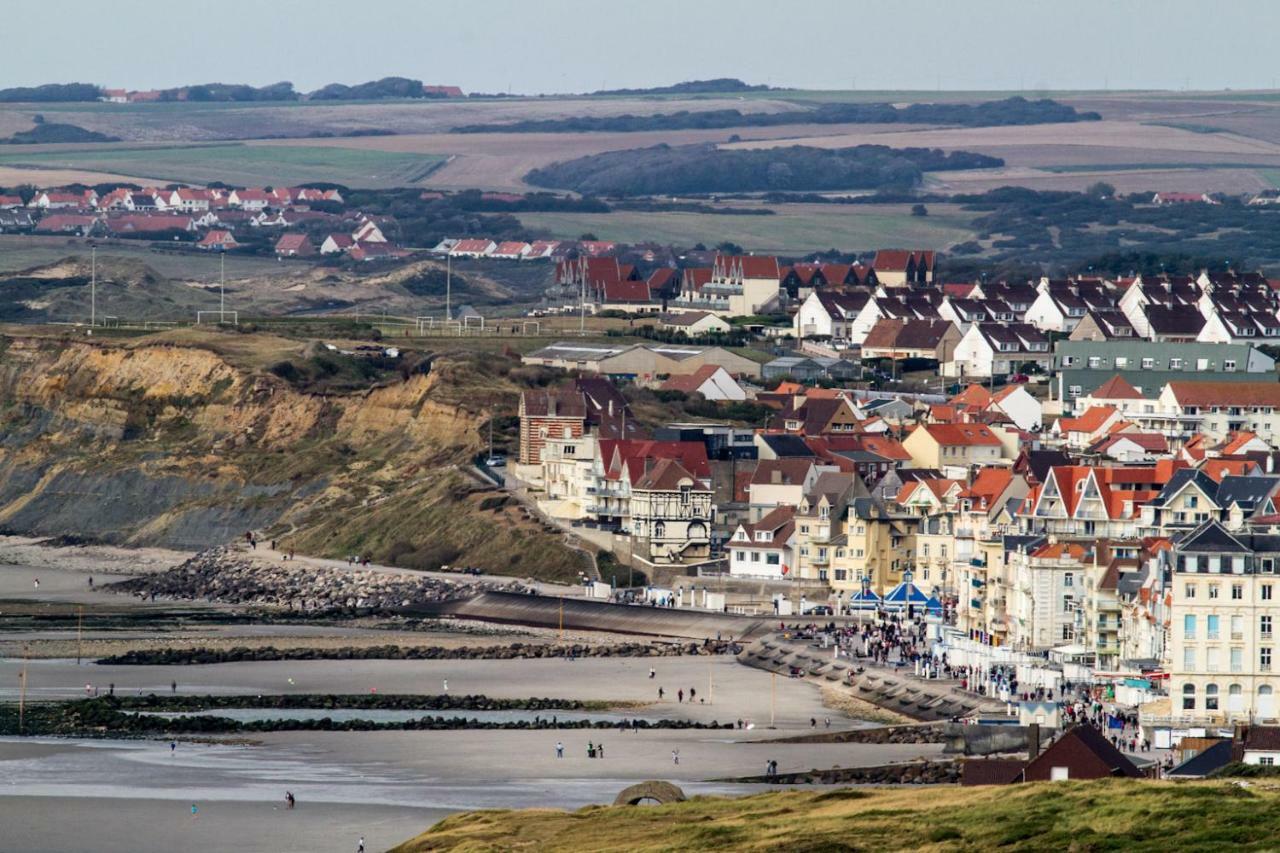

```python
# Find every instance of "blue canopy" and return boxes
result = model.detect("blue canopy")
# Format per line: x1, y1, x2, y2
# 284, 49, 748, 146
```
883, 581, 943, 614
845, 589, 882, 611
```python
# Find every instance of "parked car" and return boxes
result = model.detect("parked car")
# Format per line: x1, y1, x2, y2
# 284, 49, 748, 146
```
484, 455, 506, 467
804, 605, 833, 616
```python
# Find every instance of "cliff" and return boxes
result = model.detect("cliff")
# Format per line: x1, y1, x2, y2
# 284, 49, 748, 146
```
0, 328, 584, 580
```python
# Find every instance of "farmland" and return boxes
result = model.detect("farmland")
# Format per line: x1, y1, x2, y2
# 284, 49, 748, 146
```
517, 203, 979, 253
0, 143, 445, 188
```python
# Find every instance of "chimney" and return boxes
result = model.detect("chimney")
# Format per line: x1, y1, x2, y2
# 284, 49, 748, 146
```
1027, 723, 1041, 760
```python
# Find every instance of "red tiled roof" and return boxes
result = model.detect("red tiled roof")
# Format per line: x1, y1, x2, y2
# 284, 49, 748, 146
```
1168, 381, 1280, 408
920, 423, 1002, 447
1092, 375, 1143, 400
1058, 406, 1118, 434
659, 365, 722, 394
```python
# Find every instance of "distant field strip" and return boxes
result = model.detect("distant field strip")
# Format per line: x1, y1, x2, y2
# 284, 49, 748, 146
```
0, 143, 445, 187
517, 205, 978, 253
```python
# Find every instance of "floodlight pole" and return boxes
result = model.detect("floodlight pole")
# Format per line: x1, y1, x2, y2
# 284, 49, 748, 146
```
220, 252, 226, 319
90, 246, 96, 327
446, 253, 452, 324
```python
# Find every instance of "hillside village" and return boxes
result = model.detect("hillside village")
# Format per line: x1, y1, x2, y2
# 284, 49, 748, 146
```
501, 253, 1280, 738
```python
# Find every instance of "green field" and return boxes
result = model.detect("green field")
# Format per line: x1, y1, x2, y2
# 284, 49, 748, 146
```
518, 204, 978, 253
0, 143, 445, 187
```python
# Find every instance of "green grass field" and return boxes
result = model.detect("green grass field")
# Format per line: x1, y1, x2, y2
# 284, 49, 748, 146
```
518, 204, 977, 253
392, 779, 1280, 852
0, 143, 445, 187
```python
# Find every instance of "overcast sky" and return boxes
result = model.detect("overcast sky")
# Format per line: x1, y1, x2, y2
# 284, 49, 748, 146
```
8, 0, 1278, 94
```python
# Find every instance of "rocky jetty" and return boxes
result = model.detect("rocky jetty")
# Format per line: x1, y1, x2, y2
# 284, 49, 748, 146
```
110, 547, 520, 614
735, 760, 960, 785
100, 640, 739, 666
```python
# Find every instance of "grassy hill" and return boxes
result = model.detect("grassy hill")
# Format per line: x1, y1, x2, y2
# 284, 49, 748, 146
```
391, 780, 1273, 852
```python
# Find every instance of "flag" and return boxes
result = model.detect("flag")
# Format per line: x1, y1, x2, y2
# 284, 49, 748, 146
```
781, 564, 789, 575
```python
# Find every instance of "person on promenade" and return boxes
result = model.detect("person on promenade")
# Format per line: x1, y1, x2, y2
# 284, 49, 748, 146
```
658, 687, 664, 699
556, 742, 564, 758
677, 689, 683, 703
672, 749, 679, 765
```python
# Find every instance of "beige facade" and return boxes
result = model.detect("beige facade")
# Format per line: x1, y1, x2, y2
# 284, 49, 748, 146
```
1170, 525, 1280, 724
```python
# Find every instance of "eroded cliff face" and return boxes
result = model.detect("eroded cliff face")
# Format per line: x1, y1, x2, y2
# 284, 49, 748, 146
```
0, 333, 580, 580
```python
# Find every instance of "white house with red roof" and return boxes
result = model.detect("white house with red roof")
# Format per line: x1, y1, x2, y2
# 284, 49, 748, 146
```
352, 219, 387, 243
197, 230, 239, 251
32, 189, 96, 210
490, 241, 531, 260
168, 187, 213, 212
320, 233, 355, 254
728, 506, 796, 579
228, 189, 272, 210
449, 238, 497, 258
274, 233, 315, 257
658, 365, 746, 401
1052, 405, 1123, 449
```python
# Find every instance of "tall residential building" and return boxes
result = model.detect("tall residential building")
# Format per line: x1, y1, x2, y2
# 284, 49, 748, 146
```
1170, 521, 1280, 724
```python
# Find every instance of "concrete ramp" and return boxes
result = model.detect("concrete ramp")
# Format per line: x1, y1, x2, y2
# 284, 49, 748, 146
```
414, 590, 774, 641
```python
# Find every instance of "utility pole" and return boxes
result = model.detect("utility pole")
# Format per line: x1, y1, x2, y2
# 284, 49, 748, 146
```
446, 253, 452, 326
219, 251, 226, 321
770, 672, 776, 727
580, 275, 586, 335
90, 245, 96, 328
18, 644, 28, 735
76, 605, 83, 665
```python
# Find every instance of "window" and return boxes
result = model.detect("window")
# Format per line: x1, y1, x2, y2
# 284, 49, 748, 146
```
1225, 359, 1237, 372
1206, 683, 1220, 710
1064, 573, 1074, 587
1188, 496, 1200, 509
1185, 583, 1197, 599
765, 553, 780, 565
1088, 356, 1102, 368
1264, 647, 1274, 671
1142, 357, 1155, 370
1183, 683, 1196, 710
1263, 757, 1276, 766
1184, 647, 1196, 670
1208, 648, 1220, 672
1050, 767, 1070, 781
1232, 615, 1244, 640
800, 525, 809, 534
1208, 584, 1219, 599
1184, 614, 1197, 639
1171, 358, 1184, 370
562, 444, 576, 455
1115, 356, 1129, 369
1197, 358, 1210, 371
1232, 648, 1244, 672
1069, 385, 1082, 398
1265, 584, 1274, 600
1263, 615, 1273, 638
1207, 615, 1220, 640
734, 550, 745, 562
1233, 584, 1245, 600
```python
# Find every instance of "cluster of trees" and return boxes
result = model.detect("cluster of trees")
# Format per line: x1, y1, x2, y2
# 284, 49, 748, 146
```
454, 97, 1099, 134
176, 81, 299, 102
310, 77, 454, 101
954, 186, 1280, 270
526, 143, 1003, 195
3, 121, 119, 144
587, 78, 770, 96
0, 83, 101, 102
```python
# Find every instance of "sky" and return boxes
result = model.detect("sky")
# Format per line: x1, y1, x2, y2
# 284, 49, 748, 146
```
7, 0, 1280, 94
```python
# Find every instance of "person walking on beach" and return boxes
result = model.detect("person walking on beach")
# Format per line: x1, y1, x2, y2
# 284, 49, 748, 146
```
689, 687, 696, 702
556, 741, 564, 758
285, 791, 295, 809
597, 742, 604, 759
677, 689, 683, 703
32, 578, 38, 591
672, 749, 679, 765
658, 687, 664, 700
648, 667, 655, 679
191, 803, 198, 818
171, 680, 177, 694
88, 576, 93, 589
356, 837, 365, 853
443, 679, 449, 692
170, 741, 176, 754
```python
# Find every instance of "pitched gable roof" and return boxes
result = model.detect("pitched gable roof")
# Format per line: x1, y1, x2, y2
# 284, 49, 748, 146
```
1092, 374, 1143, 400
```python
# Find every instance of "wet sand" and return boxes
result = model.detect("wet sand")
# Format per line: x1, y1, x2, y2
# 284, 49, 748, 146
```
0, 795, 446, 853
